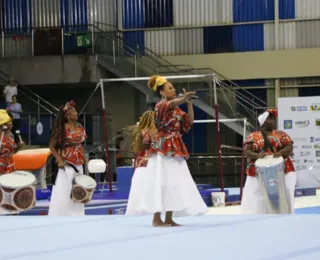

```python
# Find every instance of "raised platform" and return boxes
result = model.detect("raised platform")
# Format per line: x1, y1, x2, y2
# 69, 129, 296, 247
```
1, 215, 320, 260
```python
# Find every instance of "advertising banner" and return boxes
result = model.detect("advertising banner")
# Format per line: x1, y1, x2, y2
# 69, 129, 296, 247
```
278, 97, 320, 172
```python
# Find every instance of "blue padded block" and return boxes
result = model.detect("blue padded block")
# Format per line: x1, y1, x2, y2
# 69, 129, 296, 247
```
197, 184, 212, 191
116, 166, 134, 191
36, 189, 52, 200
295, 188, 316, 197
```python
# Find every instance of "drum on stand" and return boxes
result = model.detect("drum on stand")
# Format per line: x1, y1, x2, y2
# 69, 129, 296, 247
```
0, 171, 37, 213
255, 155, 290, 214
71, 175, 97, 204
88, 159, 107, 184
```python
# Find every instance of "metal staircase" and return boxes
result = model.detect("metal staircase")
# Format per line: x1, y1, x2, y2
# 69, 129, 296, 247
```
93, 23, 268, 136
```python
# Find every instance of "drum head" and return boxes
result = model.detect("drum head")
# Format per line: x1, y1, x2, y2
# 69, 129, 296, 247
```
0, 171, 36, 188
88, 159, 106, 173
255, 155, 284, 168
75, 175, 97, 189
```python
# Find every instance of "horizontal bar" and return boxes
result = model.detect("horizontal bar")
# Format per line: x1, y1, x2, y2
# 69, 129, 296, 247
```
194, 119, 247, 123
100, 74, 215, 83
189, 155, 242, 159
220, 145, 243, 151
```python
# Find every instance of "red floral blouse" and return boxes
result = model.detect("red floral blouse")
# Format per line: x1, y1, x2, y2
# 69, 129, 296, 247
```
60, 123, 87, 166
245, 130, 295, 177
135, 129, 153, 168
150, 101, 191, 158
0, 133, 17, 174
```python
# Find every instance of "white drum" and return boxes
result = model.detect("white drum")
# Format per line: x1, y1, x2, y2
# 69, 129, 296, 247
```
211, 192, 226, 207
0, 171, 37, 212
255, 155, 290, 214
71, 175, 97, 203
88, 159, 106, 173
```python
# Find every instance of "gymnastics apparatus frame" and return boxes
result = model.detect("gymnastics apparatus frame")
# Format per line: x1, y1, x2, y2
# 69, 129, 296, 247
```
87, 74, 248, 197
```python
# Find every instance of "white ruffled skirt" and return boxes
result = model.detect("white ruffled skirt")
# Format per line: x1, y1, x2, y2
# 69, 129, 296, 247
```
241, 172, 296, 214
126, 154, 208, 217
48, 165, 85, 216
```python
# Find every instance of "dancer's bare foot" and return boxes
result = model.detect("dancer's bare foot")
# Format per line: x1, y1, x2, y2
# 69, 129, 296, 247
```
165, 220, 182, 227
152, 219, 171, 227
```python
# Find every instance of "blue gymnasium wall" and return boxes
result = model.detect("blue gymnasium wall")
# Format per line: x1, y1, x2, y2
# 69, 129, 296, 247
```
233, 79, 267, 115
1, 0, 89, 33
2, 0, 29, 33
180, 103, 207, 153
60, 0, 88, 31
299, 87, 320, 97
1, 0, 297, 53
122, 0, 296, 54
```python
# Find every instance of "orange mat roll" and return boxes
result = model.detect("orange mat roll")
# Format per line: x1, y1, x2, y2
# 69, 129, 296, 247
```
12, 148, 52, 170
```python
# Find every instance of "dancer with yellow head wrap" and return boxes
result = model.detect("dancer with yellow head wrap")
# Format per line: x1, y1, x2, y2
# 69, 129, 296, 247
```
126, 75, 207, 227
0, 110, 18, 174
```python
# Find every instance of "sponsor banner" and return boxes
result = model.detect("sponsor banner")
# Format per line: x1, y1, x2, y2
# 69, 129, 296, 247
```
279, 97, 320, 170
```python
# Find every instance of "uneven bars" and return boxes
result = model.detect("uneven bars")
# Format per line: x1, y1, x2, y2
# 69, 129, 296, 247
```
194, 119, 247, 123
240, 118, 247, 201
220, 145, 243, 151
100, 74, 215, 82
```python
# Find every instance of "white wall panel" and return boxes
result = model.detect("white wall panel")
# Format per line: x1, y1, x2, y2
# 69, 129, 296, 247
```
296, 21, 320, 48
265, 79, 274, 86
295, 0, 320, 19
280, 22, 297, 49
32, 0, 61, 27
264, 23, 274, 50
267, 85, 298, 107
281, 78, 298, 86
88, 0, 116, 28
174, 28, 203, 55
173, 0, 232, 27
145, 30, 176, 56
280, 88, 298, 97
264, 22, 296, 50
267, 89, 275, 107
298, 77, 320, 84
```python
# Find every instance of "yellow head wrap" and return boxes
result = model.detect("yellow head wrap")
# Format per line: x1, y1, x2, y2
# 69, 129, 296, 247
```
0, 109, 10, 126
152, 76, 168, 91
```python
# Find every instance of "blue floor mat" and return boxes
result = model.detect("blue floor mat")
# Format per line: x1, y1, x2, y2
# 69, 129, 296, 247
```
1, 215, 320, 260
295, 207, 320, 214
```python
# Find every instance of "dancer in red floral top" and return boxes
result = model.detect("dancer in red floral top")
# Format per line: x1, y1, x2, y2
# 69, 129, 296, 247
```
48, 100, 88, 216
0, 110, 24, 174
241, 109, 296, 214
126, 111, 158, 215
128, 75, 207, 227
131, 111, 156, 168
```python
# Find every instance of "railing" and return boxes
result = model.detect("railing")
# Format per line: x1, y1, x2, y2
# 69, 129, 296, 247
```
0, 70, 58, 116
92, 22, 267, 126
15, 111, 112, 146
155, 65, 268, 125
0, 23, 268, 127
188, 155, 244, 187
111, 154, 244, 187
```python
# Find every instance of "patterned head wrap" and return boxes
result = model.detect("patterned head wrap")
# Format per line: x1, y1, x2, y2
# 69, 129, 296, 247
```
258, 111, 269, 127
63, 100, 75, 116
266, 108, 278, 118
258, 108, 278, 126
148, 76, 168, 91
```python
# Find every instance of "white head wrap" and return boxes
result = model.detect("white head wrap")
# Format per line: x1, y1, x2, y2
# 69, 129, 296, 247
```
258, 111, 269, 127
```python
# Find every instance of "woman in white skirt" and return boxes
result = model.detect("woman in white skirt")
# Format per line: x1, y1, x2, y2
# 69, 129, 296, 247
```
125, 111, 163, 220
241, 109, 296, 214
127, 75, 207, 227
48, 100, 87, 216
